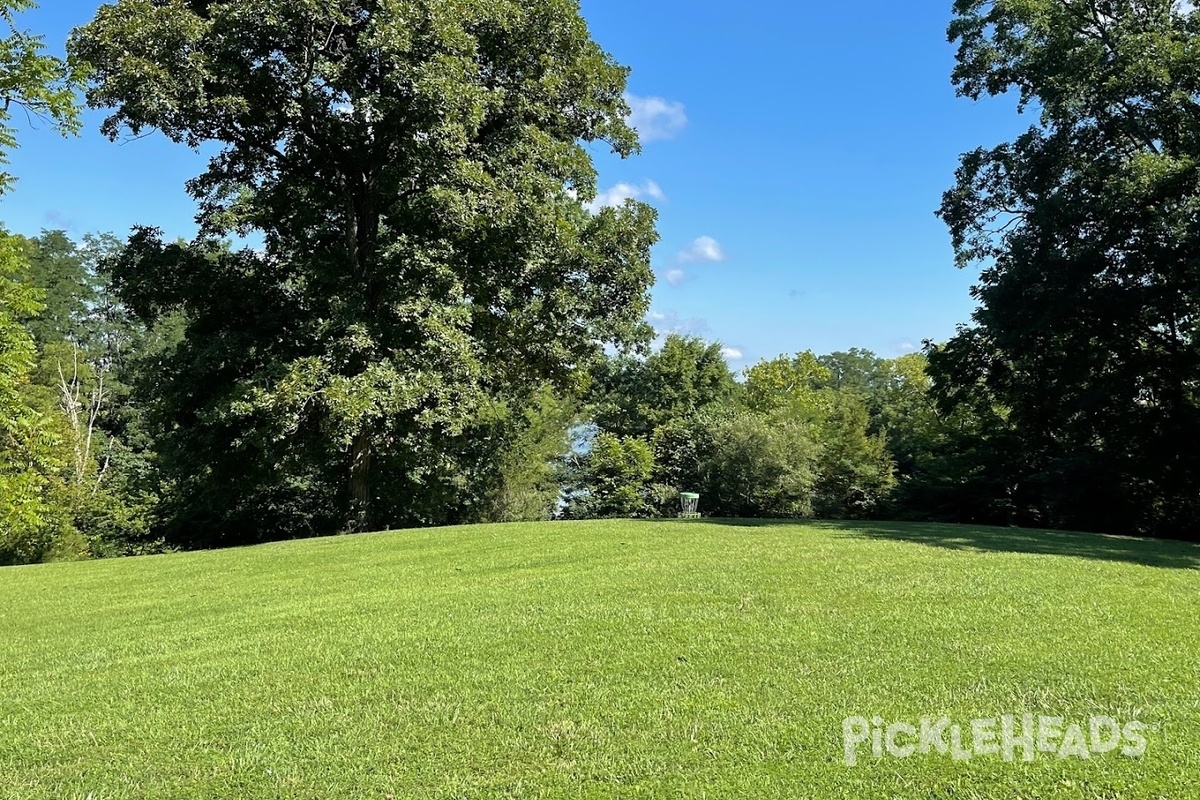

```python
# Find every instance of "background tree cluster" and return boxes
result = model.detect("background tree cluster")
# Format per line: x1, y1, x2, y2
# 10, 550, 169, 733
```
1, 227, 168, 565
562, 337, 942, 523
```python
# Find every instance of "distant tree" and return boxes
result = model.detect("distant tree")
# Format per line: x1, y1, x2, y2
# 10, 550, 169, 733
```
817, 349, 891, 401
480, 390, 576, 523
650, 415, 708, 499
589, 334, 736, 439
10, 231, 166, 557
740, 351, 895, 518
742, 351, 831, 421
644, 334, 737, 422
14, 231, 96, 347
73, 0, 658, 542
694, 410, 819, 519
936, 0, 1200, 537
811, 393, 895, 519
876, 355, 933, 464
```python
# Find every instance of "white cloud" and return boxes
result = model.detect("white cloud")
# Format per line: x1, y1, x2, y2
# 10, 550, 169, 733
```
677, 236, 726, 264
665, 269, 687, 287
895, 341, 918, 354
626, 93, 688, 142
721, 347, 744, 361
586, 180, 665, 213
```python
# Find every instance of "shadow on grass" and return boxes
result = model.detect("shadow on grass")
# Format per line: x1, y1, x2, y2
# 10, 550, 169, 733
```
679, 518, 1200, 570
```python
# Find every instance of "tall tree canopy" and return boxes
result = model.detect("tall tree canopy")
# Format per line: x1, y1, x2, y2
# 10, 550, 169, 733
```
15, 230, 96, 347
934, 0, 1200, 537
70, 0, 658, 541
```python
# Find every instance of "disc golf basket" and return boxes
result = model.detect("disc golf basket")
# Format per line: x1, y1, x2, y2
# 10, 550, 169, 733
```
678, 492, 701, 519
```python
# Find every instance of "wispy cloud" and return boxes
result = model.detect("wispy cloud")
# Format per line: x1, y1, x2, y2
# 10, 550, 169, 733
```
665, 268, 688, 287
677, 236, 726, 264
647, 311, 739, 358
626, 93, 688, 143
647, 309, 710, 339
586, 180, 665, 213
44, 210, 76, 231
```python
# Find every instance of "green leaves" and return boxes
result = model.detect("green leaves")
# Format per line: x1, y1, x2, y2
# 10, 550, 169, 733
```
570, 431, 654, 518
0, 232, 72, 565
73, 1, 657, 539
934, 0, 1200, 537
587, 334, 736, 439
0, 0, 82, 194
742, 351, 832, 421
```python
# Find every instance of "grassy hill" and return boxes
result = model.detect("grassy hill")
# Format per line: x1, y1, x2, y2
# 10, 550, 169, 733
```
2, 519, 1199, 799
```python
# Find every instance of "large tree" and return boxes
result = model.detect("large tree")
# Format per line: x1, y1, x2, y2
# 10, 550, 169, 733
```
935, 0, 1200, 537
71, 0, 657, 541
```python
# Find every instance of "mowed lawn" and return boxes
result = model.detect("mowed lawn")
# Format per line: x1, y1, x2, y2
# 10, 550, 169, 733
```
2, 520, 1200, 799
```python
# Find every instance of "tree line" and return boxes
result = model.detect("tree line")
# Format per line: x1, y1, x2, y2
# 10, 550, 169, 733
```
4, 0, 1200, 565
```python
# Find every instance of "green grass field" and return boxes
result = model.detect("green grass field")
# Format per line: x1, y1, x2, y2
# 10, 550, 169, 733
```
2, 520, 1199, 799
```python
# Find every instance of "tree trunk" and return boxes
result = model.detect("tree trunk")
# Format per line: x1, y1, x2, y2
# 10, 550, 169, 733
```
349, 429, 374, 532
344, 170, 382, 534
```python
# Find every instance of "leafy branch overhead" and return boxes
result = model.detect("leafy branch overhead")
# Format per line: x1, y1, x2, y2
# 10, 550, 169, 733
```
0, 0, 81, 194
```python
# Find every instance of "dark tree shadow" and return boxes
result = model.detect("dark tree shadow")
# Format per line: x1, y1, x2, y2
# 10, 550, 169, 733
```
673, 518, 1200, 570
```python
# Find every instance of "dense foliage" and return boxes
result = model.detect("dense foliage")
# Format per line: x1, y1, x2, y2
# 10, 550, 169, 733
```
0, 233, 66, 564
563, 337, 914, 522
934, 0, 1200, 537
69, 0, 659, 544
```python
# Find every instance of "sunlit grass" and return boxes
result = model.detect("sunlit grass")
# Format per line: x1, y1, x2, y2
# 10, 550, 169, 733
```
2, 519, 1198, 798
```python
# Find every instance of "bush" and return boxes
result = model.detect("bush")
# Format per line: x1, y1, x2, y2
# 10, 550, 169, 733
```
700, 411, 819, 518
653, 409, 819, 519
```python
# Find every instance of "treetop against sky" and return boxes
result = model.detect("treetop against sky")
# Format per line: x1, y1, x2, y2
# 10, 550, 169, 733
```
7, 0, 1027, 365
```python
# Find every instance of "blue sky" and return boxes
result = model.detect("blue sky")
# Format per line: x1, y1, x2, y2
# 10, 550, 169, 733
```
6, 1, 1028, 368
